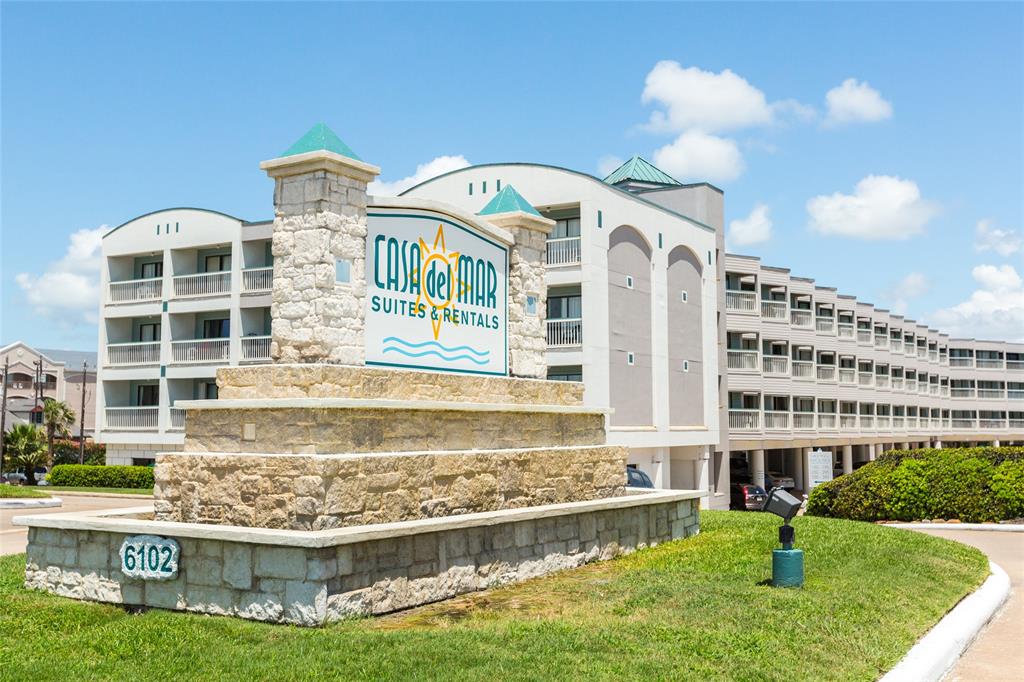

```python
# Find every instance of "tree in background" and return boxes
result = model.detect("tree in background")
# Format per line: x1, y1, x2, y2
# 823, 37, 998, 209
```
42, 400, 76, 467
5, 424, 47, 485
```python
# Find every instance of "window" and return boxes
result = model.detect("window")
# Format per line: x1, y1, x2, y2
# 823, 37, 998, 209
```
482, 181, 487, 193
496, 180, 501, 192
525, 295, 538, 316
468, 182, 473, 195
202, 382, 218, 400
136, 384, 159, 406
597, 210, 603, 228
202, 318, 230, 339
140, 261, 163, 279
138, 322, 161, 342
548, 371, 583, 382
627, 352, 635, 366
551, 218, 581, 239
547, 295, 581, 320
683, 360, 690, 372
625, 275, 634, 289
335, 258, 351, 284
681, 290, 688, 303
205, 254, 231, 272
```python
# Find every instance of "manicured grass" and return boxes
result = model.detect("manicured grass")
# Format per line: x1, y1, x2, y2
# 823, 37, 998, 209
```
0, 486, 50, 499
0, 511, 987, 681
43, 486, 154, 495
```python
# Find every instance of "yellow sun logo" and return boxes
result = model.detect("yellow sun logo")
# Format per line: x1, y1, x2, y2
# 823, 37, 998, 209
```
414, 224, 472, 340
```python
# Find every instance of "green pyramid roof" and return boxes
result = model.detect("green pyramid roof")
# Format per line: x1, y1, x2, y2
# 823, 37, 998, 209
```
280, 123, 362, 161
478, 184, 541, 217
602, 155, 681, 186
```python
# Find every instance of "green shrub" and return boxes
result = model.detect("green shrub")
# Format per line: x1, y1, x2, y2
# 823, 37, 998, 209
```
47, 464, 153, 489
807, 447, 1024, 522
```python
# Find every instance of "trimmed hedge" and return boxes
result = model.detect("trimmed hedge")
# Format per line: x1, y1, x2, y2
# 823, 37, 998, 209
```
47, 464, 154, 489
807, 447, 1024, 523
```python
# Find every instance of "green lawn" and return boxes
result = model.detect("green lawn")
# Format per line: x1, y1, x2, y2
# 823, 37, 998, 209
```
43, 486, 154, 495
0, 511, 987, 681
0, 486, 50, 499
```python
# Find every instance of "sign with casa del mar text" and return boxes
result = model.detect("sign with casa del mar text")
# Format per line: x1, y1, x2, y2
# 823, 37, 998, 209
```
364, 210, 509, 376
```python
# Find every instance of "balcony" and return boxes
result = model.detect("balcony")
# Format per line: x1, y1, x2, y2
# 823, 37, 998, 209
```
858, 372, 874, 387
905, 344, 916, 357
1008, 360, 1024, 371
877, 416, 891, 429
169, 407, 186, 431
874, 335, 887, 349
838, 323, 855, 339
953, 419, 977, 429
107, 341, 161, 367
105, 406, 158, 431
815, 317, 835, 333
761, 300, 787, 320
918, 382, 929, 395
941, 386, 950, 397
839, 368, 856, 384
856, 329, 872, 344
978, 389, 1005, 400
916, 347, 927, 359
951, 388, 975, 399
793, 413, 814, 430
241, 336, 272, 363
816, 366, 836, 381
170, 339, 230, 364
929, 350, 938, 362
860, 416, 874, 429
762, 356, 789, 375
764, 411, 790, 430
790, 309, 812, 327
1010, 390, 1024, 400
977, 358, 1004, 370
546, 237, 581, 266
893, 416, 905, 429
1011, 419, 1024, 429
950, 357, 974, 368
241, 267, 273, 294
726, 290, 757, 312
876, 376, 889, 389
980, 419, 1005, 429
906, 380, 918, 392
108, 277, 162, 304
173, 271, 231, 298
891, 378, 904, 391
547, 318, 582, 347
929, 384, 939, 395
792, 361, 814, 379
728, 410, 759, 430
840, 415, 857, 430
726, 350, 758, 370
891, 340, 903, 353
817, 414, 837, 429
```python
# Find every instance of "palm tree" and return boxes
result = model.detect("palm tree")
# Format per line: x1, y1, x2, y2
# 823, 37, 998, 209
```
42, 400, 76, 467
5, 423, 47, 485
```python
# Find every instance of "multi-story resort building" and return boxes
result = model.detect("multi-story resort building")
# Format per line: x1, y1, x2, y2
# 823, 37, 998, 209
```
93, 145, 1022, 507
1, 342, 97, 438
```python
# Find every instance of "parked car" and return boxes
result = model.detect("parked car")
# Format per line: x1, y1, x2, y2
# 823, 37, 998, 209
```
763, 471, 796, 490
1, 472, 28, 485
626, 467, 655, 489
730, 483, 768, 511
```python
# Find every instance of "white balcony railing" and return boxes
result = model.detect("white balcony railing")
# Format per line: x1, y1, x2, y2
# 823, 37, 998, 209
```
929, 384, 939, 395
857, 329, 872, 344
173, 271, 231, 298
874, 335, 888, 348
764, 411, 790, 430
793, 413, 815, 430
840, 415, 858, 430
941, 386, 950, 397
1008, 360, 1024, 371
905, 344, 916, 357
858, 372, 874, 387
816, 365, 836, 381
108, 277, 163, 304
978, 389, 1005, 399
241, 267, 273, 294
241, 336, 272, 362
815, 317, 835, 333
877, 416, 891, 429
951, 388, 975, 398
726, 290, 757, 312
547, 318, 582, 347
839, 368, 856, 384
104, 406, 158, 431
1011, 419, 1024, 429
792, 361, 814, 379
893, 416, 905, 429
546, 237, 581, 266
763, 356, 789, 375
1009, 390, 1024, 400
817, 414, 837, 430
170, 338, 230, 364
169, 407, 186, 431
727, 350, 758, 370
950, 357, 974, 368
953, 419, 977, 429
107, 341, 161, 366
728, 410, 759, 430
906, 380, 918, 392
917, 347, 927, 358
859, 416, 874, 429
891, 340, 903, 353
980, 419, 1005, 429
977, 358, 1004, 369
892, 378, 904, 391
838, 323, 855, 339
790, 309, 812, 327
761, 300, 788, 320
876, 376, 889, 389
929, 350, 938, 362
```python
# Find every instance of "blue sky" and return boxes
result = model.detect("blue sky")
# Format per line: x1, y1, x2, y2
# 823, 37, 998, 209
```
2, 1, 1022, 349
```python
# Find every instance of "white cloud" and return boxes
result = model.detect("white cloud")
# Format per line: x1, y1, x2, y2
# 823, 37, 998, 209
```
824, 78, 893, 127
806, 175, 938, 239
597, 155, 624, 178
368, 155, 470, 196
652, 130, 744, 184
15, 225, 107, 331
882, 272, 929, 315
728, 203, 773, 247
931, 264, 1024, 341
974, 219, 1022, 257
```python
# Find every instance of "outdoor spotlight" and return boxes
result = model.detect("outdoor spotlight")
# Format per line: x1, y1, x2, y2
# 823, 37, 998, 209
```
762, 487, 804, 588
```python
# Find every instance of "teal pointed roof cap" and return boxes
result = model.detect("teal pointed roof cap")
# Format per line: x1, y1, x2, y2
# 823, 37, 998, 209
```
478, 184, 541, 217
602, 155, 681, 186
280, 123, 362, 161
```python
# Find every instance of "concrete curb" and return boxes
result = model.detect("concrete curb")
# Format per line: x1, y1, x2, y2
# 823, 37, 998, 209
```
880, 561, 1010, 682
44, 490, 153, 500
886, 523, 1024, 532
0, 497, 62, 510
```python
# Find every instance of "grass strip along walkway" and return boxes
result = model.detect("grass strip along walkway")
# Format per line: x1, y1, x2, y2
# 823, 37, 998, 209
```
0, 486, 50, 499
0, 511, 986, 681
41, 486, 154, 495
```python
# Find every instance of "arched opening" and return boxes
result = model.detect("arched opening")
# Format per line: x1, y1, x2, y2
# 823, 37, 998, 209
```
607, 225, 653, 426
667, 246, 704, 426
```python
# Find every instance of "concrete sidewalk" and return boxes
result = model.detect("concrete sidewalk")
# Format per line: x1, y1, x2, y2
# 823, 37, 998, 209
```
914, 529, 1024, 681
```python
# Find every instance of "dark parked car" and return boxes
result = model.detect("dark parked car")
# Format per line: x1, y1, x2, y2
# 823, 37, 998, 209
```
730, 483, 768, 511
626, 467, 655, 489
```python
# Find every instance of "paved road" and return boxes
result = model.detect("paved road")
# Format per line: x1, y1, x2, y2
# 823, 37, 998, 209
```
0, 494, 149, 556
914, 529, 1024, 682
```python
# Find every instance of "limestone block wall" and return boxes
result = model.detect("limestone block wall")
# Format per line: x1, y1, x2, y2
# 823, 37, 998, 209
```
25, 495, 699, 626
182, 405, 605, 454
216, 365, 583, 405
271, 170, 368, 364
507, 225, 549, 379
154, 446, 627, 529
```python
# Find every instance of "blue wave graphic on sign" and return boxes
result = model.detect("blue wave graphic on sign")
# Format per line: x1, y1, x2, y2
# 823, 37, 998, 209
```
383, 347, 489, 365
382, 336, 490, 358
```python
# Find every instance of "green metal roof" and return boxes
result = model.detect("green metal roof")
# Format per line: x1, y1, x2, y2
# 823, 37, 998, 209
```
602, 155, 681, 186
477, 184, 541, 217
280, 122, 362, 160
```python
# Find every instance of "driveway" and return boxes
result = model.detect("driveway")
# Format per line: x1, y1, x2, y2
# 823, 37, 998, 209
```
914, 528, 1024, 681
0, 494, 149, 556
